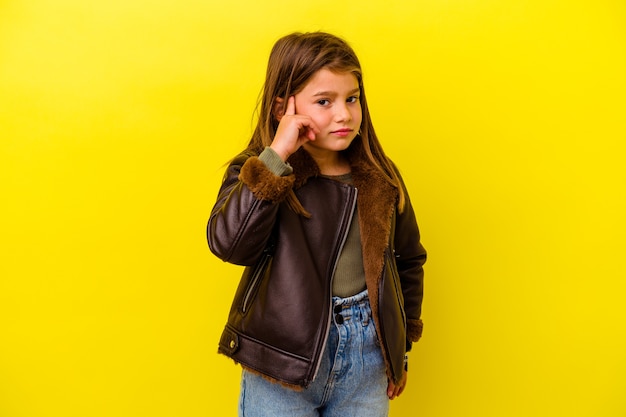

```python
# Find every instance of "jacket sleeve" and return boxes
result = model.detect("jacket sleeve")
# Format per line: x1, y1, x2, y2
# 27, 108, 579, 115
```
206, 151, 295, 266
394, 174, 427, 351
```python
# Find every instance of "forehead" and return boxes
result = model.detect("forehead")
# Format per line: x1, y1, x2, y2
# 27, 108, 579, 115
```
299, 68, 359, 95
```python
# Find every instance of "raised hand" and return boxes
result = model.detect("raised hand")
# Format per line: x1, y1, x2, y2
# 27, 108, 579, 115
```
270, 96, 320, 161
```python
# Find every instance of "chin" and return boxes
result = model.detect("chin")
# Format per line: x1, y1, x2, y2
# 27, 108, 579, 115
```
330, 140, 355, 152
305, 137, 355, 153
340, 136, 358, 150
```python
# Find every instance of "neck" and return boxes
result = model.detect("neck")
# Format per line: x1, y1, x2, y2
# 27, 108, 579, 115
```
302, 146, 350, 176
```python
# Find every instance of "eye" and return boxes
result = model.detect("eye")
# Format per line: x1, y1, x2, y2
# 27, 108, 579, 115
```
347, 96, 360, 104
317, 99, 330, 106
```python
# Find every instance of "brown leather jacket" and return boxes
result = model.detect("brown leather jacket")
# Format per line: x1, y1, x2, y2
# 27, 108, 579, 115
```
207, 144, 426, 388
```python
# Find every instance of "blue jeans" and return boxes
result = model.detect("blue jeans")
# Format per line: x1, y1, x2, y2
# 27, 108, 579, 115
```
238, 289, 389, 417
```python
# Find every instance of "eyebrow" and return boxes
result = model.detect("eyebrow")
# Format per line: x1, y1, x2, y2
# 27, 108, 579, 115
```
312, 87, 361, 97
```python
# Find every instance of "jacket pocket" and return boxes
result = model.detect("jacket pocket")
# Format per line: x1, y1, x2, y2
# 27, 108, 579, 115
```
240, 249, 273, 314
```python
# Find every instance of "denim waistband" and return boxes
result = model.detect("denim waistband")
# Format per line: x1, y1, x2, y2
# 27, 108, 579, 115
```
331, 288, 371, 323
332, 288, 369, 307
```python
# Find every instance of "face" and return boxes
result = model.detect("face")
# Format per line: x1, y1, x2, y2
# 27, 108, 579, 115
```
293, 68, 362, 154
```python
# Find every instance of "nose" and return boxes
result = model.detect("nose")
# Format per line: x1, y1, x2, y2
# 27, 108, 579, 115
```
334, 102, 352, 123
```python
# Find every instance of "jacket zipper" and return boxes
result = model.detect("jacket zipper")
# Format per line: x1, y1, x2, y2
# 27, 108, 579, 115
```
309, 185, 358, 385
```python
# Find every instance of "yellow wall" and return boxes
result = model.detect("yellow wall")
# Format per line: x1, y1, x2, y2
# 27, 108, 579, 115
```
1, 0, 625, 416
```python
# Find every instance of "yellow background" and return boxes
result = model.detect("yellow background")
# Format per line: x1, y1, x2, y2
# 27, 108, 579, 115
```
1, 0, 625, 416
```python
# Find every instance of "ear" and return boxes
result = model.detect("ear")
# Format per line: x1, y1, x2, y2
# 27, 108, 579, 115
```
273, 97, 285, 121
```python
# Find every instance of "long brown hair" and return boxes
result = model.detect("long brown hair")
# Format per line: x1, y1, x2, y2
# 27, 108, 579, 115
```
247, 32, 406, 213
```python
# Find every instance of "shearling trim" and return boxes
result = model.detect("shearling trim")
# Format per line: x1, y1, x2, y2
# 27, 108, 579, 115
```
407, 318, 423, 342
219, 351, 305, 391
344, 144, 400, 382
286, 148, 321, 189
242, 365, 305, 392
239, 156, 295, 202
355, 180, 397, 381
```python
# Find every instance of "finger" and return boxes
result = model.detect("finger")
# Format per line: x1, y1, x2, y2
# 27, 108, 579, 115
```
387, 379, 405, 400
306, 123, 320, 140
394, 383, 405, 399
395, 372, 407, 398
285, 96, 296, 116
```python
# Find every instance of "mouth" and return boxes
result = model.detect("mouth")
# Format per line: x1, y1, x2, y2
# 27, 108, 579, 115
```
331, 128, 354, 137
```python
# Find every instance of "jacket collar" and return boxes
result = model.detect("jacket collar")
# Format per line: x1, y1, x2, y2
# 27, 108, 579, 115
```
286, 141, 397, 198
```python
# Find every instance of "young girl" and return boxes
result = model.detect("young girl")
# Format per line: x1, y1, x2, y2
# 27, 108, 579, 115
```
207, 31, 426, 417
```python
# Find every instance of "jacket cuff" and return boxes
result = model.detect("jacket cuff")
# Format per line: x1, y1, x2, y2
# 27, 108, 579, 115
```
407, 318, 423, 343
239, 156, 295, 202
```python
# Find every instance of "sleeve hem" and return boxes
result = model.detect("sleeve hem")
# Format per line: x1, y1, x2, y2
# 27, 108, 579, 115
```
259, 147, 293, 176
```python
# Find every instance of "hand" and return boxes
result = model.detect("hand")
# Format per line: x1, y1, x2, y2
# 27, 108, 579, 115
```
270, 96, 320, 161
387, 369, 408, 400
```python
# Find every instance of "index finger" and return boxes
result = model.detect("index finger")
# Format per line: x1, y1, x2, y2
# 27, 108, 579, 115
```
284, 96, 296, 116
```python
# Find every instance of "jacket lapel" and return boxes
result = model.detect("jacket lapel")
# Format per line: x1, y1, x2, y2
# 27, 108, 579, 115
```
349, 153, 397, 310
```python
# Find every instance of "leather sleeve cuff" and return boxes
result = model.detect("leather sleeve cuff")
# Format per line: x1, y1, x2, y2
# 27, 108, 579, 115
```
239, 156, 295, 202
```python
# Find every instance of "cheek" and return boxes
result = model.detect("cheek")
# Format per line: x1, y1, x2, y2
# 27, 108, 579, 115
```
310, 112, 330, 126
354, 108, 363, 124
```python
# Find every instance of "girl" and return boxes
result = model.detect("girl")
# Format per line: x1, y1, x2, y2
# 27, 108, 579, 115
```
207, 31, 426, 417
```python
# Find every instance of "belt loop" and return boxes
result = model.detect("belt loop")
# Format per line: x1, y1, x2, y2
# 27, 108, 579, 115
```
361, 302, 370, 326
